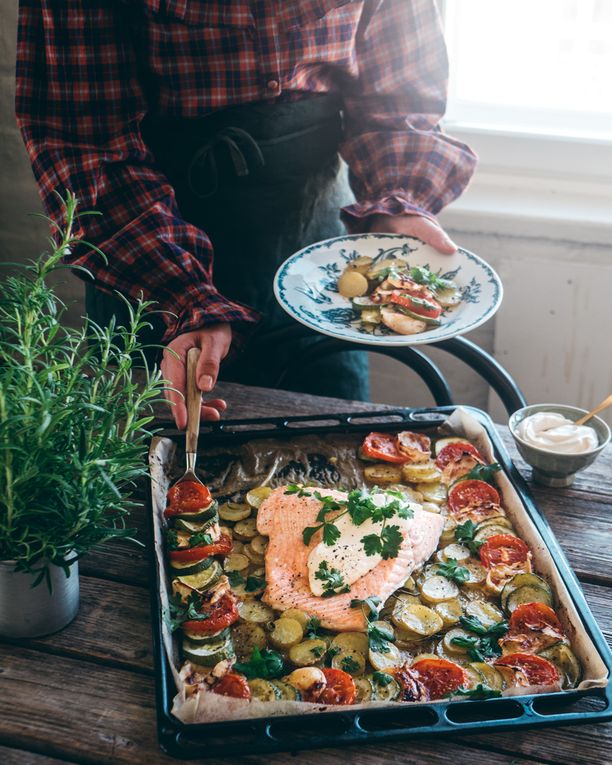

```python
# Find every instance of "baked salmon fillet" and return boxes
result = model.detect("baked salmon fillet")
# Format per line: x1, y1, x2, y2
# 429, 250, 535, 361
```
257, 487, 444, 631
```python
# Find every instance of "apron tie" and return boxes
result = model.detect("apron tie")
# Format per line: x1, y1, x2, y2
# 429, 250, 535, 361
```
187, 126, 265, 199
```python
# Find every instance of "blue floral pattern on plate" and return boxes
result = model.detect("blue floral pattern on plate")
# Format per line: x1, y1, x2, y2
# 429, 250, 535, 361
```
274, 234, 503, 347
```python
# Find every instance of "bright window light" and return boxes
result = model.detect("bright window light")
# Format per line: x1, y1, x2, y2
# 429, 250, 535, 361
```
443, 0, 612, 140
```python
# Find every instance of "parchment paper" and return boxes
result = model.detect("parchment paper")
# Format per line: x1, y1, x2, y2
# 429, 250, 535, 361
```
148, 408, 608, 725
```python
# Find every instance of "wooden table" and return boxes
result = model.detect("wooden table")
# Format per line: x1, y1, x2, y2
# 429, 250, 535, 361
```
1, 383, 610, 765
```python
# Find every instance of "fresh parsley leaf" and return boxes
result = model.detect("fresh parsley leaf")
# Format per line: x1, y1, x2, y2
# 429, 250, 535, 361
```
245, 575, 266, 592
372, 671, 393, 687
311, 644, 326, 658
233, 647, 284, 679
380, 524, 403, 560
450, 635, 486, 662
165, 591, 209, 632
350, 595, 382, 620
315, 560, 350, 597
409, 265, 452, 291
304, 616, 321, 638
189, 531, 213, 547
325, 645, 341, 665
460, 615, 508, 638
284, 484, 312, 497
361, 533, 383, 557
368, 622, 393, 653
460, 462, 502, 485
166, 529, 180, 551
341, 655, 361, 673
453, 616, 509, 660
437, 558, 470, 585
302, 524, 320, 546
450, 684, 502, 700
454, 520, 483, 556
226, 570, 245, 587
322, 522, 341, 546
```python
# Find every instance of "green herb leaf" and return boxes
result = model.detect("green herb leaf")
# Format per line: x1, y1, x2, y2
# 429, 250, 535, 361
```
189, 531, 213, 548
372, 671, 393, 687
380, 524, 403, 559
459, 462, 502, 485
166, 529, 180, 551
305, 616, 321, 638
450, 635, 486, 662
314, 560, 350, 597
165, 591, 209, 632
245, 575, 266, 592
284, 484, 312, 497
340, 655, 361, 673
322, 522, 341, 546
454, 520, 483, 556
226, 570, 245, 588
409, 265, 453, 292
368, 623, 393, 653
450, 684, 502, 700
350, 595, 382, 620
437, 558, 470, 585
233, 647, 284, 679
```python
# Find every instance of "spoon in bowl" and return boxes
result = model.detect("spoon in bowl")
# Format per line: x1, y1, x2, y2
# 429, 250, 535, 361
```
575, 393, 612, 427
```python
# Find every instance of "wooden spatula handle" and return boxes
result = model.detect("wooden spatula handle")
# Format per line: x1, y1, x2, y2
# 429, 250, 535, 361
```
575, 393, 612, 426
186, 347, 202, 454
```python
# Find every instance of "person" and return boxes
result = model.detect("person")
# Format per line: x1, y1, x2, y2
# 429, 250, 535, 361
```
16, 0, 476, 428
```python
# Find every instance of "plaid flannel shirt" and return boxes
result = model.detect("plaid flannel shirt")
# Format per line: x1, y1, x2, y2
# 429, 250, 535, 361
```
16, 0, 477, 342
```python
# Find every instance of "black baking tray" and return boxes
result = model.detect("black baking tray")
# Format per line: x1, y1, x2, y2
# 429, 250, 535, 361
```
146, 406, 612, 759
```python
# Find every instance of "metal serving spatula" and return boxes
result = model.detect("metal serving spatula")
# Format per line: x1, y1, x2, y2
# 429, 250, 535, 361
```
175, 347, 204, 486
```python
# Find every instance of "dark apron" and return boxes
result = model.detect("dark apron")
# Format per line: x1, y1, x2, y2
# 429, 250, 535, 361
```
86, 94, 369, 401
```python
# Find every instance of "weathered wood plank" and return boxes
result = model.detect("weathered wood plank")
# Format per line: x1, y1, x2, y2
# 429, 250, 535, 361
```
1, 576, 153, 673
0, 745, 78, 765
0, 645, 551, 765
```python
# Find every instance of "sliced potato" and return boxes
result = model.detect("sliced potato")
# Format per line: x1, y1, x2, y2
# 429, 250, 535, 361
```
436, 285, 461, 308
416, 481, 447, 505
433, 598, 463, 628
332, 649, 366, 676
361, 308, 381, 325
223, 553, 249, 573
439, 517, 458, 547
238, 600, 275, 624
401, 461, 441, 484
462, 561, 488, 588
439, 543, 471, 563
368, 641, 403, 671
419, 574, 459, 603
244, 543, 265, 564
401, 574, 418, 594
269, 618, 304, 649
219, 502, 252, 523
538, 643, 581, 689
347, 255, 374, 274
331, 631, 369, 655
411, 652, 439, 664
465, 599, 504, 628
363, 463, 402, 485
231, 622, 267, 660
281, 608, 311, 629
250, 535, 268, 556
338, 269, 369, 298
288, 639, 328, 667
392, 602, 443, 637
249, 678, 281, 702
245, 486, 273, 509
233, 518, 259, 540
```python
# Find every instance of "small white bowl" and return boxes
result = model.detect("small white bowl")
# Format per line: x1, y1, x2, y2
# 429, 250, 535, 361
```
508, 404, 611, 487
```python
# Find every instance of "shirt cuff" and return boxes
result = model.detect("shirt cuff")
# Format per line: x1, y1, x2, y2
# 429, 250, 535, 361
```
340, 192, 437, 234
160, 284, 262, 346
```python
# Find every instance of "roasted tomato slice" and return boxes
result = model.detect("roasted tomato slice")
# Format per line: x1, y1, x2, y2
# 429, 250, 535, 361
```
411, 658, 467, 700
183, 593, 239, 634
393, 665, 428, 702
166, 481, 213, 515
448, 479, 500, 513
213, 672, 251, 699
495, 653, 560, 687
435, 442, 485, 470
396, 431, 431, 463
361, 432, 409, 464
388, 292, 443, 319
169, 533, 233, 563
509, 603, 563, 636
480, 534, 530, 568
319, 668, 356, 705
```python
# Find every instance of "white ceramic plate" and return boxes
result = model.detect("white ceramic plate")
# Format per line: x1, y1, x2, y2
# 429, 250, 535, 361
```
273, 233, 503, 346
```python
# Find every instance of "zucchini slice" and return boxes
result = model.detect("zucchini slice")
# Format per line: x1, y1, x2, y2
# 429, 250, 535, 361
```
175, 515, 218, 533
442, 628, 473, 656
182, 626, 230, 645
394, 306, 441, 327
475, 515, 512, 531
538, 643, 582, 689
231, 622, 268, 660
501, 573, 553, 613
474, 524, 518, 543
469, 661, 506, 691
249, 678, 282, 702
219, 502, 252, 523
223, 552, 249, 573
371, 674, 401, 701
182, 634, 235, 667
352, 296, 379, 311
270, 680, 302, 701
506, 584, 553, 613
354, 676, 374, 702
174, 501, 218, 522
174, 560, 222, 592
169, 555, 215, 577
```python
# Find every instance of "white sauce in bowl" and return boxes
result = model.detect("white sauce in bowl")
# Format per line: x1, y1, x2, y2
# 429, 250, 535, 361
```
516, 412, 598, 454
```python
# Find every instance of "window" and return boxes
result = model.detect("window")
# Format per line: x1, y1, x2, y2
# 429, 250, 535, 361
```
443, 0, 612, 141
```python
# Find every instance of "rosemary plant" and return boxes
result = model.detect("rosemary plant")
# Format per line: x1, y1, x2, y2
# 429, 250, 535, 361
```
0, 194, 167, 587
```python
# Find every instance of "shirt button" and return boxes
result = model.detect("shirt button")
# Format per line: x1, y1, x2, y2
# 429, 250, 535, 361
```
266, 79, 280, 92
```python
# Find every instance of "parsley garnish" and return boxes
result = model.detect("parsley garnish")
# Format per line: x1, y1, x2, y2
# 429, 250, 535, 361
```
315, 560, 350, 597
284, 484, 314, 498
458, 462, 502, 485
305, 616, 321, 638
233, 647, 284, 679
437, 558, 470, 585
350, 595, 382, 620
189, 531, 213, 548
454, 520, 484, 556
450, 615, 509, 661
245, 575, 266, 592
409, 265, 453, 292
166, 591, 209, 632
226, 570, 245, 587
368, 622, 394, 653
361, 524, 403, 560
166, 529, 180, 551
372, 671, 393, 687
341, 655, 361, 673
450, 684, 502, 700
311, 644, 326, 659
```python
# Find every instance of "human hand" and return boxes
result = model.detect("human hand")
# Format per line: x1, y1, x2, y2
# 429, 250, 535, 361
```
161, 324, 232, 429
368, 213, 457, 255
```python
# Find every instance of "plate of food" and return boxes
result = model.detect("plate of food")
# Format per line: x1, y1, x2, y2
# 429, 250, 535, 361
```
147, 407, 610, 757
273, 233, 503, 345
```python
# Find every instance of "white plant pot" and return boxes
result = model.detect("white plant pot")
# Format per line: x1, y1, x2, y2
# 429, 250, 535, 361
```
0, 559, 80, 638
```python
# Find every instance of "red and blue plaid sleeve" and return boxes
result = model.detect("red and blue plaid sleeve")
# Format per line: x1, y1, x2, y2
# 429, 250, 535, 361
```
339, 0, 477, 231
15, 0, 260, 343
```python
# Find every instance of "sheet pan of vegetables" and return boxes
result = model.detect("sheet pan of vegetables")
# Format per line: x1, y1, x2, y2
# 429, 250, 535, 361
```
147, 407, 611, 758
